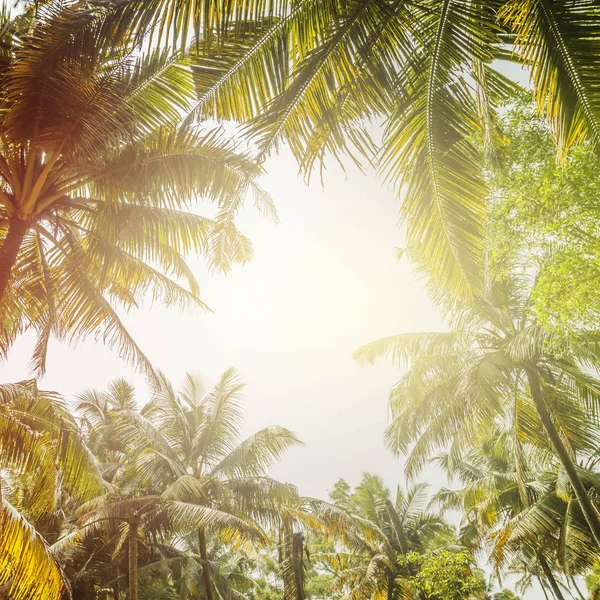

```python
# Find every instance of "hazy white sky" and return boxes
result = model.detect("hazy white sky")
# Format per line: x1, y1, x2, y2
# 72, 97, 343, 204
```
0, 147, 448, 499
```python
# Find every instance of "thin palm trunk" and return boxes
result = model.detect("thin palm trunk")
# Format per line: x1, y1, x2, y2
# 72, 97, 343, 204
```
538, 554, 566, 600
292, 532, 305, 600
387, 572, 394, 600
129, 513, 139, 600
280, 527, 289, 600
198, 528, 214, 600
0, 218, 28, 302
280, 527, 297, 600
526, 367, 600, 547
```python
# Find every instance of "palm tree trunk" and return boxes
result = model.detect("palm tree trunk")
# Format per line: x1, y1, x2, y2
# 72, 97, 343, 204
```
538, 554, 566, 600
526, 367, 600, 547
387, 572, 394, 600
0, 218, 28, 301
280, 527, 295, 600
279, 528, 288, 600
129, 513, 139, 600
198, 528, 214, 600
292, 532, 305, 600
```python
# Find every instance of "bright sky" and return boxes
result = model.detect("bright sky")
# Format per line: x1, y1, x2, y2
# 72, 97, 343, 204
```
0, 147, 448, 499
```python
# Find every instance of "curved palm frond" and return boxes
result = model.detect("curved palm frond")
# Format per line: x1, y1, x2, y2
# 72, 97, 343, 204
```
0, 499, 65, 600
500, 0, 600, 158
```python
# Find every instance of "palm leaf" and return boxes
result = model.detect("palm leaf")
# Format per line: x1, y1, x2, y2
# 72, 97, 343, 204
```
0, 499, 65, 600
501, 0, 600, 157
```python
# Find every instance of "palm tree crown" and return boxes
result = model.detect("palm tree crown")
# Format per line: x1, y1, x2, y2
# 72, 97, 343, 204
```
0, 2, 273, 375
316, 474, 450, 600
355, 275, 600, 548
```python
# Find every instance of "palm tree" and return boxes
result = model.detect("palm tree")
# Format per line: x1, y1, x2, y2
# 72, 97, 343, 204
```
315, 474, 450, 600
0, 380, 102, 600
355, 275, 600, 549
76, 369, 302, 600
0, 1, 273, 374
74, 492, 164, 600
52, 379, 163, 600
436, 430, 599, 600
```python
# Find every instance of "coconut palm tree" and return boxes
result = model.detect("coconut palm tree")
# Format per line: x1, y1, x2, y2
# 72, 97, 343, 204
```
436, 430, 600, 600
74, 370, 302, 600
315, 474, 450, 600
355, 275, 600, 549
0, 380, 102, 600
0, 1, 273, 375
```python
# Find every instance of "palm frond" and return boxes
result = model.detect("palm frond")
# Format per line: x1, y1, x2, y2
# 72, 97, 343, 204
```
0, 499, 65, 600
501, 0, 600, 158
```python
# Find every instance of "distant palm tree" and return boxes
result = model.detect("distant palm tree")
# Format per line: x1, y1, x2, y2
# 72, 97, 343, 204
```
75, 378, 140, 469
75, 370, 301, 600
316, 474, 449, 600
0, 380, 101, 600
0, 2, 273, 374
436, 430, 599, 600
355, 276, 600, 548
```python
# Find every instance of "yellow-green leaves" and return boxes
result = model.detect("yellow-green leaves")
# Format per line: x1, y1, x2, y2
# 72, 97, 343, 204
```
501, 0, 600, 160
0, 501, 65, 600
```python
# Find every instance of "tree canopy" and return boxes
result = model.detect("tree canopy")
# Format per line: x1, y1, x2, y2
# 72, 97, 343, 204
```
3, 1, 600, 600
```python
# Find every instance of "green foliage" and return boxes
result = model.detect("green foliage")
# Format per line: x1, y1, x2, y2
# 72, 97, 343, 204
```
355, 269, 600, 594
318, 473, 454, 600
5, 4, 600, 600
489, 95, 600, 332
0, 1, 273, 377
328, 479, 351, 509
400, 550, 486, 600
587, 563, 600, 600
0, 380, 102, 600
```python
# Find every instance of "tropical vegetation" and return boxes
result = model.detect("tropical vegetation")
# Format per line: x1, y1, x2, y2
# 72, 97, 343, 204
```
2, 0, 600, 599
